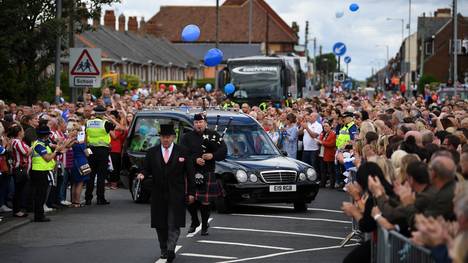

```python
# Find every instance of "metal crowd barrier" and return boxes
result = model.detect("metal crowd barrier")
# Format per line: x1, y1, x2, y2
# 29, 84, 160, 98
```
372, 226, 435, 263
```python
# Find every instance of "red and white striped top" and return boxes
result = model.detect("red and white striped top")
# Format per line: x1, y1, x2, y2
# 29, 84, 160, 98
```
51, 130, 67, 165
11, 138, 31, 171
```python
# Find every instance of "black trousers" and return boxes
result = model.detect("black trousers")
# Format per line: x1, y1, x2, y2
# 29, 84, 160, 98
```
343, 240, 371, 263
12, 172, 28, 213
85, 146, 109, 201
29, 170, 50, 219
320, 161, 336, 188
109, 152, 121, 183
156, 204, 180, 252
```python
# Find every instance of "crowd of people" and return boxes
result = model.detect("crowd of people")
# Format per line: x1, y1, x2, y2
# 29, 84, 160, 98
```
0, 82, 467, 262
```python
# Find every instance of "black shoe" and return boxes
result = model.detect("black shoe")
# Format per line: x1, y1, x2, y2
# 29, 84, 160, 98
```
85, 200, 92, 205
167, 250, 176, 262
160, 249, 168, 259
201, 227, 209, 236
97, 199, 110, 205
188, 222, 200, 233
34, 217, 51, 222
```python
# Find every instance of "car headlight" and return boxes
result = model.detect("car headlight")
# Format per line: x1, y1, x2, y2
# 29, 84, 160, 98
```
299, 173, 306, 181
306, 168, 317, 181
249, 174, 258, 183
235, 170, 248, 183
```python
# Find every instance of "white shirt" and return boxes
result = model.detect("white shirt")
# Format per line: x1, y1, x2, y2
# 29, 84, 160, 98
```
303, 121, 323, 151
161, 143, 174, 160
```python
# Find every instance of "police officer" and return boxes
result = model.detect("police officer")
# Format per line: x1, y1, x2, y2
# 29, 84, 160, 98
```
336, 112, 358, 149
85, 105, 115, 205
30, 124, 65, 222
180, 113, 227, 236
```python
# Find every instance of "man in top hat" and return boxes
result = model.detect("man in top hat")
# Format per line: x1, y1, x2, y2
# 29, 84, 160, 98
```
30, 123, 66, 221
85, 105, 115, 205
180, 113, 227, 236
137, 124, 195, 262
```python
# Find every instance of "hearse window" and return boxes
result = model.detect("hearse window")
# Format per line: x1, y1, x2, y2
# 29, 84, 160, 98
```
221, 125, 279, 158
129, 117, 182, 152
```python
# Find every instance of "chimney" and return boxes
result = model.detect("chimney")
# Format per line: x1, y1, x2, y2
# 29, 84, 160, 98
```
104, 10, 116, 30
92, 9, 101, 29
118, 14, 125, 32
128, 16, 138, 32
434, 8, 451, 18
139, 17, 146, 33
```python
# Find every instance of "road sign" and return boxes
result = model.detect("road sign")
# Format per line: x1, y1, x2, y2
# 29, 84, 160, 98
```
69, 48, 101, 88
344, 56, 352, 64
343, 79, 353, 89
333, 42, 347, 56
333, 72, 345, 82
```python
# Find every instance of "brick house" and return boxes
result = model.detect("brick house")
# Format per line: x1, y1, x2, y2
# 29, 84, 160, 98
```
144, 0, 299, 54
418, 10, 468, 83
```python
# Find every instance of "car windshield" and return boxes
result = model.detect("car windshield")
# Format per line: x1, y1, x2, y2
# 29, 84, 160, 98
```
129, 117, 181, 152
230, 65, 282, 100
220, 124, 280, 159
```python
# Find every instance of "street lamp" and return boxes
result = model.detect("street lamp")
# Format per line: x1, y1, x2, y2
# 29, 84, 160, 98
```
386, 17, 405, 43
376, 45, 389, 65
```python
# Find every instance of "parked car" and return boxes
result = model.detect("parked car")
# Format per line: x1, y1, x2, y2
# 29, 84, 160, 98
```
122, 108, 320, 212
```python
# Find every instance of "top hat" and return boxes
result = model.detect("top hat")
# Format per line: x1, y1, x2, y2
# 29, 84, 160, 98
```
159, 124, 176, 136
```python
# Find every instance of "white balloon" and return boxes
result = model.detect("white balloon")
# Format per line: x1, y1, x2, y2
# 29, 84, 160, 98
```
335, 11, 344, 18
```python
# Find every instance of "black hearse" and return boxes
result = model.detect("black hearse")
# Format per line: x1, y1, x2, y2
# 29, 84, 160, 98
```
122, 108, 319, 212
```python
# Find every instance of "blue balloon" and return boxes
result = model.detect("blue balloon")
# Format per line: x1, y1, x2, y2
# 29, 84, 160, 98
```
224, 83, 235, 95
205, 83, 213, 92
204, 48, 224, 67
349, 3, 359, 12
181, 24, 200, 42
131, 94, 139, 101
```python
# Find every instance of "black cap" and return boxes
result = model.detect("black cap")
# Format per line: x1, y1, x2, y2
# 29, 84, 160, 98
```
193, 113, 206, 121
94, 105, 106, 114
36, 124, 51, 135
159, 124, 176, 136
343, 112, 354, 118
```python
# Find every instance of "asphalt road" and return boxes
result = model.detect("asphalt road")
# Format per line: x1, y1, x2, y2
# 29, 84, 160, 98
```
0, 188, 355, 263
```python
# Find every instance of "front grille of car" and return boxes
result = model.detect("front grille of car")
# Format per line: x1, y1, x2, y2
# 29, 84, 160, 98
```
260, 170, 297, 183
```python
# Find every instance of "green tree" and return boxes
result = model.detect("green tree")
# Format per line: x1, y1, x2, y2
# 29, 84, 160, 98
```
0, 0, 119, 104
315, 53, 338, 73
418, 74, 439, 93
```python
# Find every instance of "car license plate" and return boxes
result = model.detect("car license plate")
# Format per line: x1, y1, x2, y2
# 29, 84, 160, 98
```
269, 185, 296, 192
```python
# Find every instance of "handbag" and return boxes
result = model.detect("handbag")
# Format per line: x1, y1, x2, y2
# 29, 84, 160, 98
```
79, 163, 92, 176
0, 155, 9, 175
14, 166, 29, 184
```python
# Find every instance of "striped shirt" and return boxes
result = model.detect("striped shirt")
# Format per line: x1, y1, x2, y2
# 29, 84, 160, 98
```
50, 130, 66, 165
11, 138, 31, 171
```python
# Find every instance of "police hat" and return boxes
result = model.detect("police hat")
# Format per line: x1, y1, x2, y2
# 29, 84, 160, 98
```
193, 113, 206, 121
94, 105, 106, 114
159, 124, 176, 136
36, 124, 51, 135
343, 112, 354, 118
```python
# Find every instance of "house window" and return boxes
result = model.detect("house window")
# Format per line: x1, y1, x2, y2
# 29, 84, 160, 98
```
425, 41, 434, 56
449, 39, 462, 54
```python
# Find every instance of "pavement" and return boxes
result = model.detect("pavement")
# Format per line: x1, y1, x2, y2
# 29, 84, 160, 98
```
0, 187, 355, 263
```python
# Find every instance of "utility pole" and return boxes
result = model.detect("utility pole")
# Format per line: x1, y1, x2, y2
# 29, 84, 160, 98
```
313, 37, 317, 88
248, 0, 252, 44
304, 21, 309, 60
453, 0, 458, 95
265, 12, 269, 55
408, 0, 412, 83
216, 0, 220, 49
54, 0, 62, 104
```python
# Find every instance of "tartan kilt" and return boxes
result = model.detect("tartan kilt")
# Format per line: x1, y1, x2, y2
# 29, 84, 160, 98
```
194, 172, 223, 203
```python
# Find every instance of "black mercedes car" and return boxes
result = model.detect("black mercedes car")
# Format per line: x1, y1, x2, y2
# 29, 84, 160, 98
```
122, 108, 319, 212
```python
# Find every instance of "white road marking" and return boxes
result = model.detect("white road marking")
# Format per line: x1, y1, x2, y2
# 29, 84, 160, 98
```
242, 204, 343, 214
198, 240, 294, 251
180, 253, 237, 260
154, 246, 182, 263
186, 218, 213, 238
213, 226, 356, 241
231, 213, 351, 224
217, 243, 359, 263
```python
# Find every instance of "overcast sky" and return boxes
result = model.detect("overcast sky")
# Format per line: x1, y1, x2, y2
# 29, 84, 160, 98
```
104, 0, 467, 80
